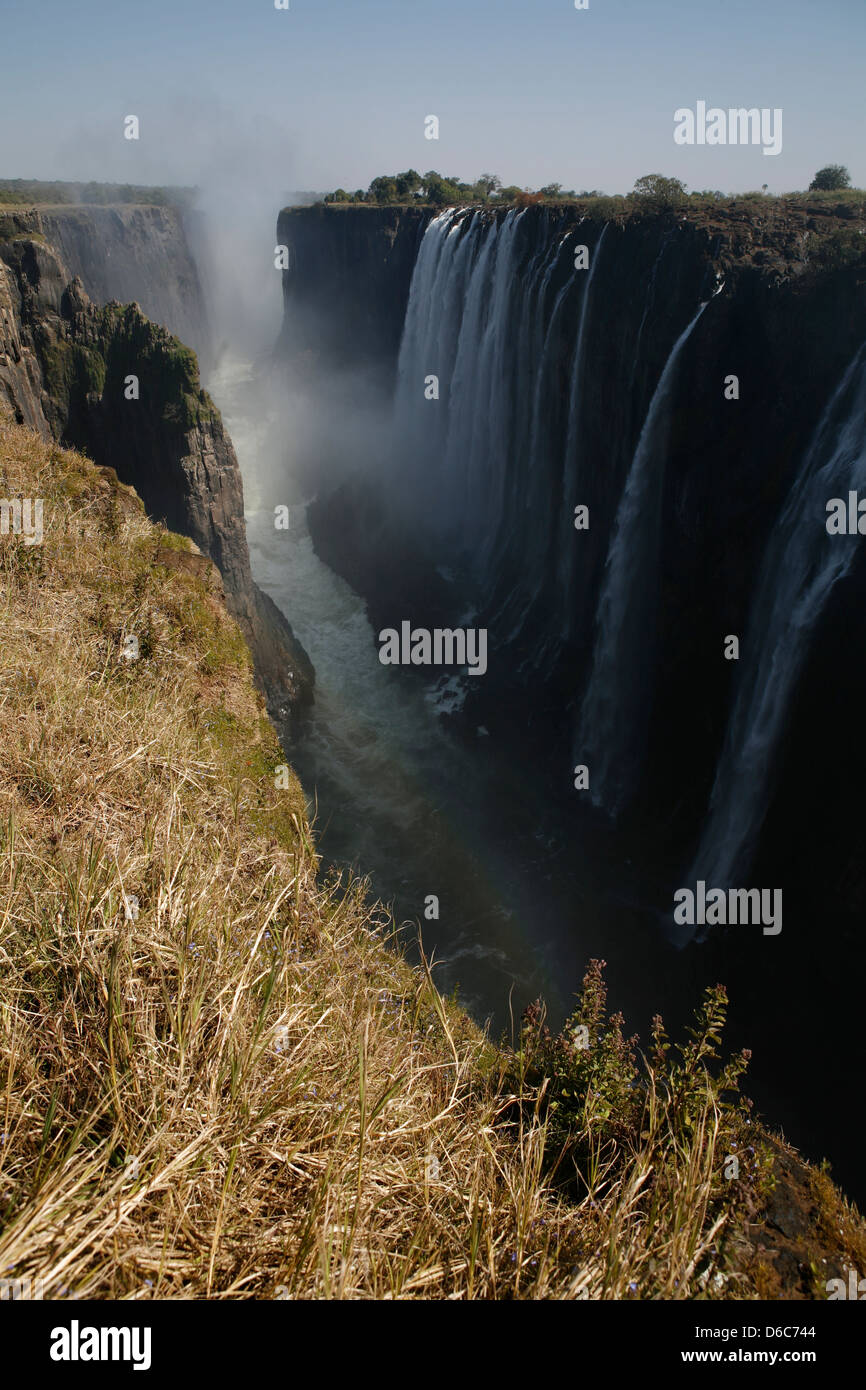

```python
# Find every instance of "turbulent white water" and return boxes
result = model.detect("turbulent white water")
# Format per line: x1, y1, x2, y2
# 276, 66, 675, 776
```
686, 341, 866, 907
578, 304, 707, 815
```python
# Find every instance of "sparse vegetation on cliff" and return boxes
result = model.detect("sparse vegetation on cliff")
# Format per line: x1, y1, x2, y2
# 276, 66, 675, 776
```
0, 179, 195, 208
92, 304, 219, 432
0, 411, 864, 1299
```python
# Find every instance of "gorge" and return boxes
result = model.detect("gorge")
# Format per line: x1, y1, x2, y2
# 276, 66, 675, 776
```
3, 189, 865, 1203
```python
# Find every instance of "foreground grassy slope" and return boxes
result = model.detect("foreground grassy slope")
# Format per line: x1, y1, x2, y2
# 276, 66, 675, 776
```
0, 411, 863, 1300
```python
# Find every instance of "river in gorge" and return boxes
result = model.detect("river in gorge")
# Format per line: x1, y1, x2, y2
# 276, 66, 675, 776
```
205, 352, 660, 1039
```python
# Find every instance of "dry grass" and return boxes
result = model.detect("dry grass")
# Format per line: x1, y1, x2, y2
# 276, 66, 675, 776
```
0, 411, 859, 1300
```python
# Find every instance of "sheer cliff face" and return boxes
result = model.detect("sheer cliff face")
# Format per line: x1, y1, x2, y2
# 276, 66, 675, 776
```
277, 204, 432, 372
0, 213, 312, 724
0, 237, 52, 436
36, 204, 212, 369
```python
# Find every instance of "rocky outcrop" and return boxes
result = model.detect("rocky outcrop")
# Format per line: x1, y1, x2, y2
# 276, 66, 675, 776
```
0, 216, 312, 725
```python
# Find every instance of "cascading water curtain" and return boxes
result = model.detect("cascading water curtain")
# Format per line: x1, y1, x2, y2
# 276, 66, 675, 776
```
685, 340, 866, 920
392, 209, 610, 665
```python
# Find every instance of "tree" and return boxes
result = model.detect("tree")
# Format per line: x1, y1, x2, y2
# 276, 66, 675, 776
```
422, 171, 461, 206
630, 174, 687, 208
394, 169, 423, 199
476, 173, 501, 198
539, 183, 563, 199
368, 175, 398, 204
809, 164, 852, 191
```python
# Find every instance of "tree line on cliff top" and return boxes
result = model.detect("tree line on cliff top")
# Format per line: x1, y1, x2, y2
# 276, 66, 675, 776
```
321, 165, 856, 209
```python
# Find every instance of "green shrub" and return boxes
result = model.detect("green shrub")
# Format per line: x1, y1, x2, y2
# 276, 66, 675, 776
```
810, 164, 852, 192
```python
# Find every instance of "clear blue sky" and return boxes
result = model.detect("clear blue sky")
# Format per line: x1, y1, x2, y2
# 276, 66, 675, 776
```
1, 0, 863, 195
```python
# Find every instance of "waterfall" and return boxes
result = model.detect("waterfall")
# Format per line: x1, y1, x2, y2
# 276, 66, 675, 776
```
687, 341, 866, 906
556, 221, 610, 645
391, 209, 609, 658
578, 303, 707, 814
